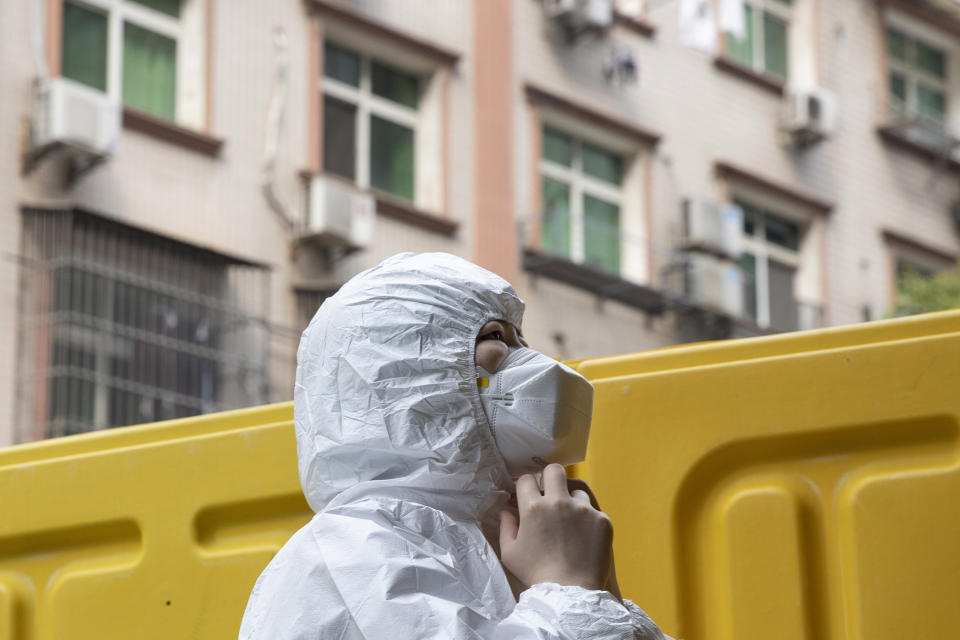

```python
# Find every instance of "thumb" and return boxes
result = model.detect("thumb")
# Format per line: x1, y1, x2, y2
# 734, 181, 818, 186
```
499, 509, 519, 550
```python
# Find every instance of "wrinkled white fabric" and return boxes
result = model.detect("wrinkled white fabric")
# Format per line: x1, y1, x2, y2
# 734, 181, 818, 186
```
239, 252, 671, 640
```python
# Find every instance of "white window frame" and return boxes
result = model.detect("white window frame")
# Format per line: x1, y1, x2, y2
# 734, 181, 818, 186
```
739, 202, 802, 328
885, 26, 949, 126
322, 41, 421, 199
63, 0, 204, 126
736, 0, 792, 76
885, 10, 960, 135
539, 130, 624, 268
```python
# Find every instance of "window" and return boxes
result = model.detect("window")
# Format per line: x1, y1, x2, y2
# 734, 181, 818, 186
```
323, 41, 420, 202
18, 210, 271, 439
61, 0, 201, 124
295, 287, 337, 330
725, 0, 791, 80
736, 200, 804, 331
885, 231, 956, 299
886, 27, 948, 131
540, 126, 624, 275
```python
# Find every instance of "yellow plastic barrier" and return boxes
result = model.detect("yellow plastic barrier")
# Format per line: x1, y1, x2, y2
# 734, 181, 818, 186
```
1, 310, 958, 639
569, 309, 960, 640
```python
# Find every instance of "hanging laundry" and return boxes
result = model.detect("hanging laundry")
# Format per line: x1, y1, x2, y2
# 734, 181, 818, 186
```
679, 0, 716, 53
719, 0, 746, 39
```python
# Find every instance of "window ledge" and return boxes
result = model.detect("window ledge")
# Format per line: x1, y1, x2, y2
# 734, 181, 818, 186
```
876, 125, 960, 174
306, 0, 460, 66
374, 193, 458, 236
300, 170, 458, 236
715, 160, 834, 215
522, 247, 665, 314
524, 84, 661, 147
122, 108, 224, 157
713, 57, 785, 96
613, 11, 656, 38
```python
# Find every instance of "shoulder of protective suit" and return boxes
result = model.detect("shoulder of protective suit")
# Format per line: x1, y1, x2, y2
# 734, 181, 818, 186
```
238, 519, 361, 639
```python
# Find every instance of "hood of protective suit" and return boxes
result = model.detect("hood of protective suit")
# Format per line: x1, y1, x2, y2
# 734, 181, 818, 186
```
295, 252, 523, 519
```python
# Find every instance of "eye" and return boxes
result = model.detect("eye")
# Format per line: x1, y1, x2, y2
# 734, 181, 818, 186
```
479, 330, 505, 342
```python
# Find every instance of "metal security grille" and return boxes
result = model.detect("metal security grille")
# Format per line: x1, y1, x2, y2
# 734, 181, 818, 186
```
17, 208, 273, 441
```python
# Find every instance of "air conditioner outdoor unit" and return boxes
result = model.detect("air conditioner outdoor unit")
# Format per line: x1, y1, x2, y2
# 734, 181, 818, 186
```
32, 77, 120, 158
781, 88, 837, 145
684, 252, 743, 317
680, 199, 743, 259
304, 175, 376, 250
543, 0, 613, 32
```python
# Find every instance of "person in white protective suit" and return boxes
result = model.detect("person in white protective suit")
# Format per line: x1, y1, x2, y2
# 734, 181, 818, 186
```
239, 252, 673, 640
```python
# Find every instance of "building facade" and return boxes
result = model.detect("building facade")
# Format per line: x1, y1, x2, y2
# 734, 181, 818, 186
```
2, 0, 959, 446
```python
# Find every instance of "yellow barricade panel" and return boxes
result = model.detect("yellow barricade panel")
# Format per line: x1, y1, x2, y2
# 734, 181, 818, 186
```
1, 311, 958, 639
0, 404, 308, 640
572, 310, 960, 640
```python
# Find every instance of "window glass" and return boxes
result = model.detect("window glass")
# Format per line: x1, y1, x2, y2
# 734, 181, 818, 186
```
763, 12, 788, 79
371, 60, 419, 108
916, 84, 947, 123
582, 142, 623, 185
726, 4, 755, 67
542, 126, 573, 166
887, 28, 907, 62
764, 213, 800, 251
738, 252, 758, 321
739, 202, 757, 236
583, 195, 621, 274
324, 42, 361, 86
915, 40, 946, 79
889, 72, 907, 110
370, 115, 414, 200
323, 96, 357, 180
541, 177, 571, 258
896, 259, 935, 281
122, 22, 177, 119
768, 259, 798, 331
129, 0, 181, 18
62, 1, 109, 91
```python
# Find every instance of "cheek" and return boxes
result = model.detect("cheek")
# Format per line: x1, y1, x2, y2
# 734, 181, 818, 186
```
475, 341, 509, 373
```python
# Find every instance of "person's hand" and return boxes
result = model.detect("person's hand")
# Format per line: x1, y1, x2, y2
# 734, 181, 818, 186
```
566, 478, 622, 602
499, 464, 614, 591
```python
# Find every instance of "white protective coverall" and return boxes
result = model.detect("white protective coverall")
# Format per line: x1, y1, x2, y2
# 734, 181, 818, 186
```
239, 252, 671, 640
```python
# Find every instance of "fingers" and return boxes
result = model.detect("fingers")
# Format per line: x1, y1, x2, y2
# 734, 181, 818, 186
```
542, 463, 568, 497
499, 509, 519, 548
567, 478, 601, 510
515, 474, 540, 509
570, 489, 592, 506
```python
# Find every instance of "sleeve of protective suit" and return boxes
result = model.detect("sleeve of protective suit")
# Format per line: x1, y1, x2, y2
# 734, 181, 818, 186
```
276, 499, 668, 640
499, 584, 671, 640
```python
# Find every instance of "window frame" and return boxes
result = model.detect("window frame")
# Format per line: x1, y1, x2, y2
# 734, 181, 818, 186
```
539, 127, 625, 271
885, 24, 950, 129
737, 200, 803, 329
63, 0, 185, 119
884, 230, 957, 308
322, 40, 422, 202
728, 0, 792, 79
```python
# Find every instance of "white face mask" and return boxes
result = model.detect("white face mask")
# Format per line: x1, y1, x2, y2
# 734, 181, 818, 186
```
476, 347, 594, 477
